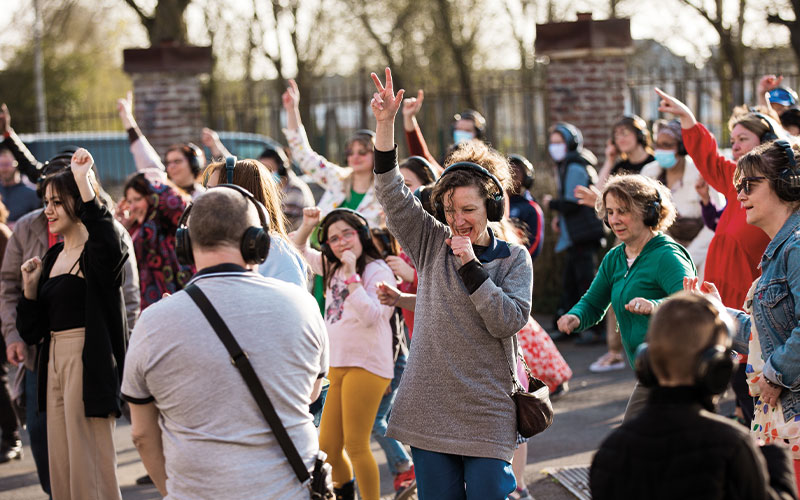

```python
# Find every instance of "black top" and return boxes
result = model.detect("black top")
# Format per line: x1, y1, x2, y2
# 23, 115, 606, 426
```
590, 386, 797, 500
39, 274, 86, 331
18, 197, 128, 418
610, 154, 655, 176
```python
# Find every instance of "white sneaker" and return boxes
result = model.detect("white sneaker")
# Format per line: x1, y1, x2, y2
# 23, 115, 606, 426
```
589, 352, 626, 372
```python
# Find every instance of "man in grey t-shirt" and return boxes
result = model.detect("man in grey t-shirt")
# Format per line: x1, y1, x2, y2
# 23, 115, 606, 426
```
121, 187, 328, 499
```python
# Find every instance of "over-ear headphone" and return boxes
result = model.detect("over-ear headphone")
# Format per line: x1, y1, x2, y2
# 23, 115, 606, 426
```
509, 154, 534, 190
407, 156, 438, 182
224, 156, 237, 184
175, 184, 271, 266
185, 143, 203, 175
775, 139, 800, 199
634, 299, 736, 394
603, 189, 662, 229
316, 208, 371, 263
750, 111, 779, 143
433, 162, 505, 223
554, 123, 581, 152
614, 115, 649, 148
258, 145, 289, 177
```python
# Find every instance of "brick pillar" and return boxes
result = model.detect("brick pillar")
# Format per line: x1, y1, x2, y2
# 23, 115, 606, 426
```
535, 13, 633, 159
123, 45, 212, 155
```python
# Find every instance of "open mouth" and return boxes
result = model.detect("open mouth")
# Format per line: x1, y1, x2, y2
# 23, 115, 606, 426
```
456, 227, 472, 236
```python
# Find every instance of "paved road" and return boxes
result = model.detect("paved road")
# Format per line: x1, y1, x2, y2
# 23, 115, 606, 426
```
0, 321, 734, 499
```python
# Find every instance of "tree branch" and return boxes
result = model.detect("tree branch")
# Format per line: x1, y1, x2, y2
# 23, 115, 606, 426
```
123, 0, 152, 25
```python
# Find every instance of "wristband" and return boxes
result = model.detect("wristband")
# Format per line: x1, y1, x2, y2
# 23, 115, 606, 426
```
344, 274, 361, 285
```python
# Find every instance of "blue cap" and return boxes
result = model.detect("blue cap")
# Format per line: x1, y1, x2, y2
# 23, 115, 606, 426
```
768, 87, 798, 107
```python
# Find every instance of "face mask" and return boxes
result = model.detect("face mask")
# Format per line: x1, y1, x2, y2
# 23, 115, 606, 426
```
453, 130, 475, 144
548, 143, 567, 162
654, 149, 678, 169
272, 172, 282, 184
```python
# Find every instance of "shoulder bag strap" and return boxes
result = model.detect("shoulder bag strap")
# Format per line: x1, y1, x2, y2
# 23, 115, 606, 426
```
185, 283, 311, 484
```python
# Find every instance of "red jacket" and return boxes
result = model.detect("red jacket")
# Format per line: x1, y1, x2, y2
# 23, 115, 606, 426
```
682, 123, 769, 309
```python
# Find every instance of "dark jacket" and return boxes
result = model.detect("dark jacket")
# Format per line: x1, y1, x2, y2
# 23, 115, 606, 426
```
17, 197, 128, 418
591, 386, 797, 500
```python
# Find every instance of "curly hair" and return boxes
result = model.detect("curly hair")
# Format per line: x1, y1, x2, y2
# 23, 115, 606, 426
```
431, 140, 512, 217
599, 174, 677, 232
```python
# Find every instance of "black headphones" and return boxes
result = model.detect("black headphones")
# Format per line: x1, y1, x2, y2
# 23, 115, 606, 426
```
224, 156, 237, 184
554, 123, 582, 152
615, 115, 649, 148
603, 189, 662, 229
258, 145, 289, 177
750, 111, 780, 143
433, 162, 505, 223
175, 184, 271, 266
634, 300, 736, 395
509, 154, 534, 190
316, 208, 371, 263
403, 156, 438, 184
182, 143, 203, 176
775, 139, 800, 198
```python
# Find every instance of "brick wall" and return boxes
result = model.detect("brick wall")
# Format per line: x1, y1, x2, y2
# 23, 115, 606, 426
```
545, 55, 628, 160
129, 72, 204, 155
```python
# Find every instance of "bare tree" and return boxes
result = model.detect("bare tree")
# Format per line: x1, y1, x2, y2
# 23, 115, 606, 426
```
678, 0, 747, 141
767, 2, 800, 69
432, 0, 482, 109
123, 0, 192, 45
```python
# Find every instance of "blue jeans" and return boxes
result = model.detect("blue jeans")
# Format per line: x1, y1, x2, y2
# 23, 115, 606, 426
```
309, 381, 329, 428
372, 353, 410, 476
25, 368, 51, 496
411, 447, 515, 500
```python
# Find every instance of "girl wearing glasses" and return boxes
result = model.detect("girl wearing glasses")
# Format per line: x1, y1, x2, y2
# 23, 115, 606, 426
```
687, 140, 800, 495
656, 88, 784, 427
291, 207, 394, 500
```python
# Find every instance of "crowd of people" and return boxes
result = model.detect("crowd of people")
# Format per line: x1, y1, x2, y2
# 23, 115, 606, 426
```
0, 67, 798, 500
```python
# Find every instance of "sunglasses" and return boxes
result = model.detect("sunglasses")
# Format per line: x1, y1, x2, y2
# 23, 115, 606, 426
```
735, 176, 767, 195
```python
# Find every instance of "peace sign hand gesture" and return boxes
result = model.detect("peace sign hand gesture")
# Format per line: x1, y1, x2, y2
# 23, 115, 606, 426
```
370, 68, 405, 123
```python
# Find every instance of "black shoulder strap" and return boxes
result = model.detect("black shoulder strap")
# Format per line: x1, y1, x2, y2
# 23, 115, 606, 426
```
184, 283, 310, 484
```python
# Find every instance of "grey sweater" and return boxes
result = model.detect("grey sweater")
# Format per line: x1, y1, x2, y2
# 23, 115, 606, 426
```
374, 148, 533, 462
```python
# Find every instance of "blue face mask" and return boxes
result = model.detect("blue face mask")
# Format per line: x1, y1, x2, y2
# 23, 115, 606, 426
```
548, 143, 567, 162
453, 130, 475, 144
654, 149, 678, 169
272, 172, 282, 183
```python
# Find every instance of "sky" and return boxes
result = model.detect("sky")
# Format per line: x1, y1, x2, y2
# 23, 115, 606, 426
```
0, 0, 793, 76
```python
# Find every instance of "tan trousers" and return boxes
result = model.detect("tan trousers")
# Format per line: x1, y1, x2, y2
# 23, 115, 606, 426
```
47, 329, 121, 500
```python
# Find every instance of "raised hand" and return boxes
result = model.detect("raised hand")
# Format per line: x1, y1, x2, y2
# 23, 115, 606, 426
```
401, 89, 425, 131
0, 103, 9, 135
385, 255, 415, 283
301, 206, 321, 228
757, 74, 782, 94
654, 87, 696, 129
574, 185, 600, 208
71, 148, 94, 178
282, 79, 300, 111
682, 276, 723, 304
370, 67, 405, 123
117, 91, 134, 129
201, 127, 219, 149
21, 256, 43, 299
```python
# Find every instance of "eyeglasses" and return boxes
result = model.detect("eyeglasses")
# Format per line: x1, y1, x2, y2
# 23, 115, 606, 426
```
346, 149, 371, 157
327, 229, 358, 246
735, 176, 767, 195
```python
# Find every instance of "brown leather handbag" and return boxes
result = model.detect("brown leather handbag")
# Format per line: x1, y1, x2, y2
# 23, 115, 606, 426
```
505, 341, 555, 438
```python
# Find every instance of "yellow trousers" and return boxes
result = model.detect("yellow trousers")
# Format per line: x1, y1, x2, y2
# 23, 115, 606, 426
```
319, 366, 390, 500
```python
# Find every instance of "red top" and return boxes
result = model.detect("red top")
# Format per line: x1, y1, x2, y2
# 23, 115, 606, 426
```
405, 123, 442, 173
682, 123, 770, 309
397, 252, 418, 338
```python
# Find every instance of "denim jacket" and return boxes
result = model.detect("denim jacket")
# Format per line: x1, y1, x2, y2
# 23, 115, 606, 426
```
729, 210, 800, 423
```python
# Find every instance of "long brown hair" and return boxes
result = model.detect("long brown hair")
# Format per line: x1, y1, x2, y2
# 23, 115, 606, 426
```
202, 159, 288, 238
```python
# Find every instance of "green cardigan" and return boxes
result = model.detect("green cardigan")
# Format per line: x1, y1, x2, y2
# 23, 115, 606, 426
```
568, 233, 696, 365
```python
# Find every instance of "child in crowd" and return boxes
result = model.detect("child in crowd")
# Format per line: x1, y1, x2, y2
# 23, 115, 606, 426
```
291, 207, 395, 500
